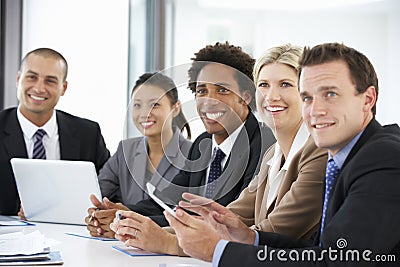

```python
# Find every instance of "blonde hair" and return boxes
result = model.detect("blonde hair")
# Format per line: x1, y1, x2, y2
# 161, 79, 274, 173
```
253, 44, 303, 85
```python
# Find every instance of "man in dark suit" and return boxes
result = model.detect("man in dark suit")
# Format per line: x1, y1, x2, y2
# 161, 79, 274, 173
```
166, 43, 400, 266
128, 42, 274, 219
88, 42, 275, 238
0, 48, 110, 215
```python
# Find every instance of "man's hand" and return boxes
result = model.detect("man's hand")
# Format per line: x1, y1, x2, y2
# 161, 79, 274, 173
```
180, 193, 255, 244
165, 207, 221, 262
85, 194, 129, 238
18, 205, 27, 221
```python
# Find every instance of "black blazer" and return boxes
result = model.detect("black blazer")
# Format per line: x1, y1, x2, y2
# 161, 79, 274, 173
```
129, 111, 275, 226
0, 107, 110, 215
219, 119, 400, 266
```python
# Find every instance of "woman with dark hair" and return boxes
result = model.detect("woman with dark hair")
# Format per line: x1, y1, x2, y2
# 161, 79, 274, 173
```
85, 72, 192, 237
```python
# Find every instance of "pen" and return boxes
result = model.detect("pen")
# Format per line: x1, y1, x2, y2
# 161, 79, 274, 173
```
88, 208, 99, 223
117, 213, 125, 220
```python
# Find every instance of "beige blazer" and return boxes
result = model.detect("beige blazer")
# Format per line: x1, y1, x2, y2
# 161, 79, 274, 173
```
227, 136, 327, 239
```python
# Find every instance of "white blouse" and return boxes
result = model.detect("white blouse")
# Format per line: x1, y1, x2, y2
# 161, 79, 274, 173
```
266, 123, 310, 209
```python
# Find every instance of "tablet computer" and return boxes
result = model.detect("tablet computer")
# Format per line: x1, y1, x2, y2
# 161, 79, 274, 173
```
10, 158, 102, 225
146, 182, 176, 218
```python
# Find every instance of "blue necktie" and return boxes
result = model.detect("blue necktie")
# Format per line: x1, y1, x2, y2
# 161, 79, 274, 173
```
319, 159, 340, 245
205, 148, 225, 199
33, 129, 47, 159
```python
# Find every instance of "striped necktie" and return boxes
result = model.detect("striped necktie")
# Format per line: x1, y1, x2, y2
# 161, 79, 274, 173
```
33, 129, 47, 159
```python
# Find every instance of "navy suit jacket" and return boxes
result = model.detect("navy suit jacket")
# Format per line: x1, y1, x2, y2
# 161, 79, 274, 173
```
129, 111, 276, 226
0, 107, 110, 215
219, 119, 400, 266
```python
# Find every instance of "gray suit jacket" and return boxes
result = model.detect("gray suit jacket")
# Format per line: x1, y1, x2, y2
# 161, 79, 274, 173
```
97, 129, 192, 206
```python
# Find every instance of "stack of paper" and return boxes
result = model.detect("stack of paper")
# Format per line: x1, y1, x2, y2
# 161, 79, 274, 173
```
0, 215, 34, 227
0, 215, 34, 235
0, 231, 63, 265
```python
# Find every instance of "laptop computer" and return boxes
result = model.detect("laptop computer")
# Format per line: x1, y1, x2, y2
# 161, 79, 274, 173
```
10, 158, 102, 225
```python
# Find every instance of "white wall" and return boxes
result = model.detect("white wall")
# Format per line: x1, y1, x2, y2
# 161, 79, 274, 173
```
20, 0, 400, 151
22, 0, 130, 153
380, 7, 400, 125
173, 0, 400, 126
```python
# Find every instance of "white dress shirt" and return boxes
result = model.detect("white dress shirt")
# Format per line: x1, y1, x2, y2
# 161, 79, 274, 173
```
17, 106, 60, 160
202, 123, 245, 195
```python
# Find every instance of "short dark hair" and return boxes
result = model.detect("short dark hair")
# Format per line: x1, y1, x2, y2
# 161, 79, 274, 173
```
132, 72, 191, 139
20, 48, 68, 82
299, 42, 378, 115
187, 42, 256, 110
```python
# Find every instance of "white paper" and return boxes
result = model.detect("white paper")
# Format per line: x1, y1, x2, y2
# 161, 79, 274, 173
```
0, 221, 29, 226
0, 230, 47, 256
0, 216, 30, 227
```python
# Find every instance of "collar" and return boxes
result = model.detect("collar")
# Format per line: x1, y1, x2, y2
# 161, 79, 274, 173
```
140, 127, 184, 158
211, 123, 245, 157
329, 129, 364, 169
17, 106, 57, 139
267, 123, 310, 171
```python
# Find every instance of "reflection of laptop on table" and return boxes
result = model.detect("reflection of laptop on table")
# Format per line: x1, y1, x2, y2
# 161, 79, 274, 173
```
10, 158, 102, 225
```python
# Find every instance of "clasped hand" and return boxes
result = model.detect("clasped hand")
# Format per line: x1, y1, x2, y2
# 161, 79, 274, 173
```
164, 193, 256, 262
85, 194, 129, 238
178, 192, 255, 244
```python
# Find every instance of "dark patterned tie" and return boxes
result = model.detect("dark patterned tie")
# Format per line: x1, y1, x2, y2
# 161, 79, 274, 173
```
205, 148, 226, 199
32, 129, 46, 159
319, 159, 340, 245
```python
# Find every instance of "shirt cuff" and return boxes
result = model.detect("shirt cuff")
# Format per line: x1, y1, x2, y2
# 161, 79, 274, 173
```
212, 240, 229, 267
212, 231, 259, 267
254, 229, 259, 245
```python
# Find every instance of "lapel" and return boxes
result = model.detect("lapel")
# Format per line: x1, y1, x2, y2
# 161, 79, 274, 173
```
149, 131, 184, 187
315, 118, 381, 245
325, 119, 381, 198
129, 138, 148, 189
3, 109, 28, 159
212, 113, 257, 199
227, 111, 259, 173
256, 148, 274, 219
56, 111, 81, 160
342, 118, 381, 170
155, 130, 182, 179
326, 119, 381, 206
273, 135, 314, 212
260, 145, 288, 215
188, 134, 212, 190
